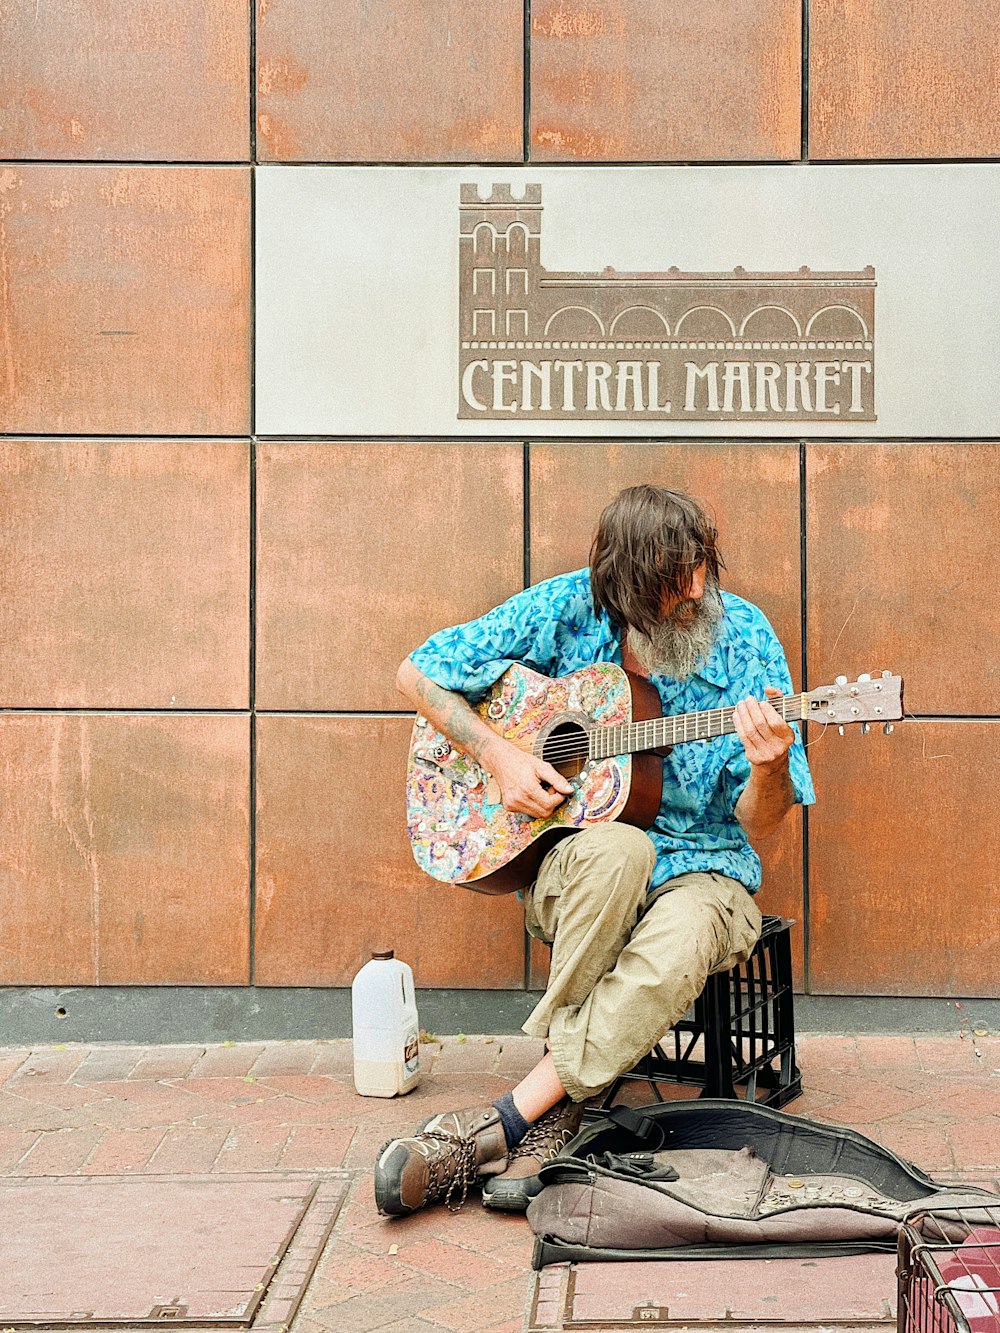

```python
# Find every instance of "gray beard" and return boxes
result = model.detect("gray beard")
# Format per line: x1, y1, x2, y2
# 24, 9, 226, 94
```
627, 582, 724, 680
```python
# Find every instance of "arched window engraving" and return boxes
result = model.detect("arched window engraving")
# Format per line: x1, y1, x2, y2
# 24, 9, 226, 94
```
474, 223, 497, 260
739, 306, 802, 338
674, 306, 736, 338
609, 306, 670, 338
805, 305, 870, 339
543, 306, 605, 338
506, 223, 528, 259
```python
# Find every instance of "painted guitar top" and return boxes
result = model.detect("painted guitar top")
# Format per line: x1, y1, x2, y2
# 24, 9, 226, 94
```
405, 662, 903, 896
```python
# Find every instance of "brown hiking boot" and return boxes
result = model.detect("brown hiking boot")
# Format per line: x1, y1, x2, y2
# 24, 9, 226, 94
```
481, 1098, 584, 1212
374, 1105, 509, 1217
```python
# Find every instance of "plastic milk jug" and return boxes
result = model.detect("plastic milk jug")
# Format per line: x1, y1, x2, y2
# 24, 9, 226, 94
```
351, 950, 421, 1097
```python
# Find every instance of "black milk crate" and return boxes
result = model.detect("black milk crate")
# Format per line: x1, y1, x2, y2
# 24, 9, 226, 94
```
898, 1205, 1000, 1333
596, 914, 801, 1111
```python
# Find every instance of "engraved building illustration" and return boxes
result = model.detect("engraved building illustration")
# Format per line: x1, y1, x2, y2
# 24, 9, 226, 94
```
458, 184, 876, 422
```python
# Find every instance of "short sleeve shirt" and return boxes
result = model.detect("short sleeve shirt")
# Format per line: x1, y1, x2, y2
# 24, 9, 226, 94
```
409, 569, 814, 894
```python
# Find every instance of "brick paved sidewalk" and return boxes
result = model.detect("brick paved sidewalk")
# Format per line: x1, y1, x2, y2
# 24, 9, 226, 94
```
0, 1031, 998, 1332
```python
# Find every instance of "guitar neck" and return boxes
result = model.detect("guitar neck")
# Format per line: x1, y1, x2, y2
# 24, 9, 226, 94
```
590, 693, 806, 759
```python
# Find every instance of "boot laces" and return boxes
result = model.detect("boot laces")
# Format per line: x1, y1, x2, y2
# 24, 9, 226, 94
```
510, 1107, 576, 1163
422, 1129, 478, 1212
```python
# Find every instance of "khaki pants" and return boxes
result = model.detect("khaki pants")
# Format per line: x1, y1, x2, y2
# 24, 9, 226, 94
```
522, 823, 763, 1102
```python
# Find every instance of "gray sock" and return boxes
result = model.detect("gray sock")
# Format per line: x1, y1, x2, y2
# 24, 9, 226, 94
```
492, 1091, 531, 1149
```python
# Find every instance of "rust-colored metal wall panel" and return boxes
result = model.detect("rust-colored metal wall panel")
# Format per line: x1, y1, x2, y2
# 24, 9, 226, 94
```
810, 0, 1000, 159
806, 443, 998, 715
0, 717, 97, 986
529, 443, 802, 674
0, 441, 249, 709
757, 815, 805, 987
256, 441, 524, 711
528, 936, 551, 992
530, 0, 801, 161
808, 721, 999, 997
256, 0, 523, 162
0, 0, 250, 161
0, 715, 250, 986
254, 716, 527, 987
0, 167, 250, 436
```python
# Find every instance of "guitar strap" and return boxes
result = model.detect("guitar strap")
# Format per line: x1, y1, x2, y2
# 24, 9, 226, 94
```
620, 638, 674, 758
619, 638, 647, 677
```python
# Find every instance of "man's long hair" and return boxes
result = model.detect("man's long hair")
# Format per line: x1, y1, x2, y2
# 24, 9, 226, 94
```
590, 485, 724, 637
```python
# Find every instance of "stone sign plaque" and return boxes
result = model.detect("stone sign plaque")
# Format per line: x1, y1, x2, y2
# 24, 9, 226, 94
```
255, 166, 999, 437
457, 184, 875, 423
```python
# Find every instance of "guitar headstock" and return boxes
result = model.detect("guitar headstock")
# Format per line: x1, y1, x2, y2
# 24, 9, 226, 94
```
806, 671, 904, 734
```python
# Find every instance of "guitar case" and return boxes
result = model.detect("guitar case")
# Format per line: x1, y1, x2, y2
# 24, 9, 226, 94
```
527, 1100, 998, 1270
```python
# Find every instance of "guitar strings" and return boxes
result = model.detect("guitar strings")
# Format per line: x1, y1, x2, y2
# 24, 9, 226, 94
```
494, 687, 891, 765
498, 682, 896, 767
533, 703, 800, 757
511, 696, 811, 764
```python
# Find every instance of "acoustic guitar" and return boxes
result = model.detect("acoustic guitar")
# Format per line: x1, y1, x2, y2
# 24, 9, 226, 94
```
406, 663, 904, 895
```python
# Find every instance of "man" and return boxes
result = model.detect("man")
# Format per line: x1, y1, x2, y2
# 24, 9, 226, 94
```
376, 485, 814, 1217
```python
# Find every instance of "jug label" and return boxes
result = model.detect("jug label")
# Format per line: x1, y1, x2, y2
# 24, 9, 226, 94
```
403, 1029, 420, 1077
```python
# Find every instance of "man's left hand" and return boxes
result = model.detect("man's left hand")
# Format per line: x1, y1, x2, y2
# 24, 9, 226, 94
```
733, 686, 795, 774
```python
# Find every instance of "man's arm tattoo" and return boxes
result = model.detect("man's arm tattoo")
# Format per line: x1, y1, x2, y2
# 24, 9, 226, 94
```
413, 674, 495, 764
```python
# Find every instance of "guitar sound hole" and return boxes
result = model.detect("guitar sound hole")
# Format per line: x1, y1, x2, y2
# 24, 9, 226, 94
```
540, 721, 589, 780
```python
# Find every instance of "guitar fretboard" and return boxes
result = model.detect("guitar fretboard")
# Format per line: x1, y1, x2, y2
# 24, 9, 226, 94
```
589, 693, 806, 759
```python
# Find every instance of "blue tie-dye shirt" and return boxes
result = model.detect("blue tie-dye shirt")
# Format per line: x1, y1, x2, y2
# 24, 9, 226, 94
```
409, 568, 814, 894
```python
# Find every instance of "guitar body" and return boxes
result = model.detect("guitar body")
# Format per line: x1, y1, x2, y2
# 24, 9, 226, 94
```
406, 662, 904, 896
406, 662, 663, 895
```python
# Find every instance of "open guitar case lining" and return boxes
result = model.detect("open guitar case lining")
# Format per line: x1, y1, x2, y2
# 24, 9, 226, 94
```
528, 1099, 999, 1269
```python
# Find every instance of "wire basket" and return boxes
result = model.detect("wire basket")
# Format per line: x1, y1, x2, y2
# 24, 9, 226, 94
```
898, 1203, 1000, 1333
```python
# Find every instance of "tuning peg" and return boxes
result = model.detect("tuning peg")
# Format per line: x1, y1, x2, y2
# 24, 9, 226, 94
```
881, 670, 892, 678
857, 672, 871, 683
882, 722, 894, 735
835, 675, 848, 686
838, 725, 845, 736
860, 723, 871, 734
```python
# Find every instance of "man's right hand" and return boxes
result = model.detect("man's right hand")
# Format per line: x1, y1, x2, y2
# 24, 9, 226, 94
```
485, 741, 574, 819
396, 659, 574, 819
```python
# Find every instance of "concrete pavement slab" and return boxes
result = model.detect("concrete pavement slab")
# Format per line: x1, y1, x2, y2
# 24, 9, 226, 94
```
0, 1174, 346, 1328
528, 1255, 898, 1328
